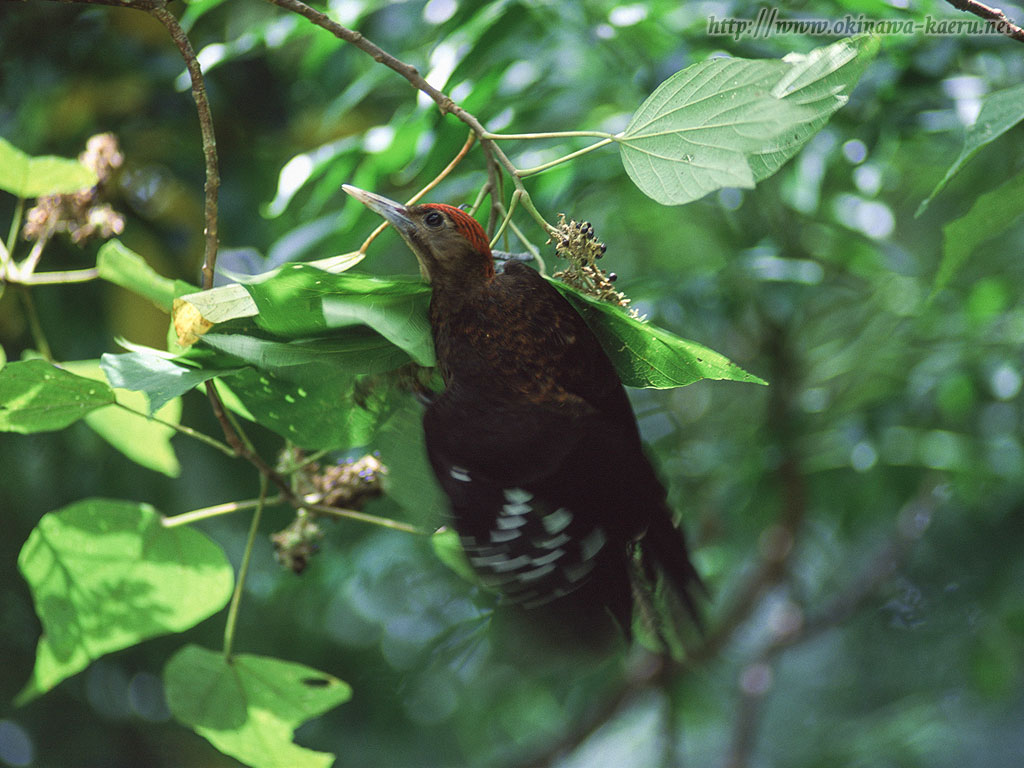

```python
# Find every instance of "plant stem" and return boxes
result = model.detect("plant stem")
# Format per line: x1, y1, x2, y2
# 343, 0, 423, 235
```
482, 130, 616, 141
112, 401, 236, 457
358, 131, 476, 253
20, 236, 48, 276
516, 191, 557, 239
303, 501, 427, 535
490, 190, 520, 249
517, 137, 616, 177
506, 216, 543, 264
468, 183, 490, 217
5, 197, 24, 259
17, 286, 53, 361
163, 495, 285, 528
148, 5, 219, 290
223, 476, 267, 661
19, 267, 100, 285
276, 447, 331, 474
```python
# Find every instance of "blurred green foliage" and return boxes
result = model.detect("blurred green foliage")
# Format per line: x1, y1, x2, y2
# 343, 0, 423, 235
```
1, 0, 1023, 767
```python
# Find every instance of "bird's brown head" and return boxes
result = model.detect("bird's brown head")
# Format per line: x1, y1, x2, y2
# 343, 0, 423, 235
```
343, 185, 493, 285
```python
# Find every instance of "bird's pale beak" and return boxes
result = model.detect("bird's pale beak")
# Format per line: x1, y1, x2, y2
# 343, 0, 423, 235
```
342, 185, 415, 235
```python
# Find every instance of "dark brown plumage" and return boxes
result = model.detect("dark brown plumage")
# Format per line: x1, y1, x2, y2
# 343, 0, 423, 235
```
344, 185, 702, 641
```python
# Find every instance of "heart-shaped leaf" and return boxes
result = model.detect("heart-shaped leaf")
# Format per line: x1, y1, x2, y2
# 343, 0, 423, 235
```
164, 645, 352, 768
17, 500, 233, 703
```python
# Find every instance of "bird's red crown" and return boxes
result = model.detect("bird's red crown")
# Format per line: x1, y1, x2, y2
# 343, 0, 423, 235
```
422, 204, 492, 258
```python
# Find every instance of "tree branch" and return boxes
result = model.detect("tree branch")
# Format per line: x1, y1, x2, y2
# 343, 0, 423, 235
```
147, 4, 220, 288
944, 0, 1024, 42
262, 0, 557, 241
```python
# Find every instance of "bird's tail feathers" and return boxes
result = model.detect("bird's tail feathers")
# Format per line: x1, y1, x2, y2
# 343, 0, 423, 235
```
631, 510, 707, 655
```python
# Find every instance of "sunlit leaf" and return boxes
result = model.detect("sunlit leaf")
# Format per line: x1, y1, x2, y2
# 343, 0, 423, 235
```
618, 36, 877, 205
97, 240, 194, 312
0, 137, 98, 198
213, 367, 394, 451
917, 82, 1024, 217
62, 359, 182, 477
243, 264, 435, 366
101, 350, 242, 414
164, 645, 351, 768
17, 500, 233, 703
0, 359, 115, 433
173, 284, 259, 347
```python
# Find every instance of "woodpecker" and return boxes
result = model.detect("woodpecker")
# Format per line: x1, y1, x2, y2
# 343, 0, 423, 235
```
344, 185, 703, 641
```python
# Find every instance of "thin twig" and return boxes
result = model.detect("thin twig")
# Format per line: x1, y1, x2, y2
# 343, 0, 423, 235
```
223, 475, 267, 660
147, 4, 220, 288
203, 379, 294, 496
16, 267, 100, 285
944, 0, 1024, 42
19, 235, 49, 276
517, 138, 616, 177
17, 286, 53, 361
4, 197, 25, 259
358, 131, 476, 253
147, 1, 286, 497
112, 401, 236, 457
483, 130, 616, 141
303, 501, 427, 535
162, 491, 425, 535
162, 495, 285, 528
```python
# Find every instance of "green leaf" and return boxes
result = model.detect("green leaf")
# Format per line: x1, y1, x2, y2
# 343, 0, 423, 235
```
62, 359, 182, 477
173, 283, 260, 347
0, 137, 98, 198
164, 645, 352, 768
619, 36, 876, 205
200, 329, 411, 380
747, 36, 878, 181
0, 359, 116, 433
101, 350, 242, 414
172, 253, 366, 347
242, 264, 435, 366
936, 171, 1024, 294
551, 281, 766, 388
213, 367, 394, 451
375, 392, 448, 523
917, 82, 1024, 217
431, 527, 479, 584
184, 327, 405, 451
16, 500, 233, 703
97, 240, 193, 311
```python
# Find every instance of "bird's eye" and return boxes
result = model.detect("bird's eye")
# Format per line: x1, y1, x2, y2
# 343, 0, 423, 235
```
423, 210, 445, 228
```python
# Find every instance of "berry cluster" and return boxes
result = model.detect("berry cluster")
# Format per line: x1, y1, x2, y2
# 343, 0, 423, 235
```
551, 215, 638, 317
271, 453, 385, 573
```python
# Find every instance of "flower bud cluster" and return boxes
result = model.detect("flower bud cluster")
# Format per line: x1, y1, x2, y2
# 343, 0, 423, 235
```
552, 214, 638, 317
23, 133, 125, 245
